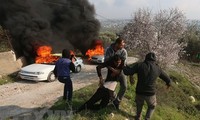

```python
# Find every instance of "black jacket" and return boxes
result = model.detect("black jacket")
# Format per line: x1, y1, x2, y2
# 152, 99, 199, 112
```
123, 52, 171, 96
96, 55, 123, 82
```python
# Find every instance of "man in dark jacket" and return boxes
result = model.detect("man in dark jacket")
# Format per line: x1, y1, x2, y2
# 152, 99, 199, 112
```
104, 37, 127, 109
123, 52, 171, 120
53, 49, 75, 102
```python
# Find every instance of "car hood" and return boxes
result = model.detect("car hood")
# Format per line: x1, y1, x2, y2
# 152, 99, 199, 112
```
21, 64, 55, 72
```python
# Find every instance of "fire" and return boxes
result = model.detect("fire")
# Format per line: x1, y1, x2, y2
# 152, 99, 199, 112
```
70, 50, 75, 56
35, 46, 59, 63
85, 40, 104, 59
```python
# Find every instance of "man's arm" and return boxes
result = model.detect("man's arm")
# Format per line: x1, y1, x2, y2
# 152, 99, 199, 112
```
121, 48, 128, 66
53, 66, 57, 77
70, 62, 76, 73
159, 69, 171, 88
96, 64, 106, 87
104, 47, 114, 62
123, 63, 138, 75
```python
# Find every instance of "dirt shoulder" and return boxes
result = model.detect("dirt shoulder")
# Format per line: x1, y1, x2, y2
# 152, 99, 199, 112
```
0, 64, 98, 119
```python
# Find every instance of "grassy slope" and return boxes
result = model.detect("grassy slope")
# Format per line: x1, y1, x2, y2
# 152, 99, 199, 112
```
44, 63, 200, 120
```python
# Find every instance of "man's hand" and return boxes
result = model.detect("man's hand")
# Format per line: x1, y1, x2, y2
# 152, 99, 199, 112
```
71, 57, 75, 63
108, 67, 121, 77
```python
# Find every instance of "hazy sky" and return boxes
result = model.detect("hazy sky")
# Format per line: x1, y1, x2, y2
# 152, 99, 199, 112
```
88, 0, 200, 20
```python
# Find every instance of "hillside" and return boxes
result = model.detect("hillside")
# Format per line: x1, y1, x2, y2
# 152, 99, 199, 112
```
45, 61, 200, 120
170, 61, 200, 88
99, 19, 131, 33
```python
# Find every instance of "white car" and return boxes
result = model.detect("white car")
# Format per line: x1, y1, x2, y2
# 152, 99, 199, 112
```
19, 57, 84, 82
90, 55, 104, 63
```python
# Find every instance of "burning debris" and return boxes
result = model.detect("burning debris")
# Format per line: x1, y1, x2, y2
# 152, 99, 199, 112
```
0, 0, 100, 64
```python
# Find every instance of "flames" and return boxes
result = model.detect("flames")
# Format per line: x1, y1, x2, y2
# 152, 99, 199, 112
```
35, 46, 59, 64
35, 46, 75, 63
85, 40, 104, 59
35, 40, 104, 63
70, 50, 75, 56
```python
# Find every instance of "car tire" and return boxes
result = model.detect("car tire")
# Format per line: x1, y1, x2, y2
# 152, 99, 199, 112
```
75, 65, 81, 73
47, 71, 56, 82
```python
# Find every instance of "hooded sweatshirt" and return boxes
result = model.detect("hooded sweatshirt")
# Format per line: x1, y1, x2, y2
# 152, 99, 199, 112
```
104, 43, 127, 66
123, 52, 171, 96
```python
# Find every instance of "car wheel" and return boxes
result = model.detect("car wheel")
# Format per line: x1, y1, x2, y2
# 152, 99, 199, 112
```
47, 71, 56, 82
75, 65, 81, 73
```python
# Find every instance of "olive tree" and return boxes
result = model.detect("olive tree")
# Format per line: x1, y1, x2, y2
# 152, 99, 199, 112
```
122, 8, 187, 67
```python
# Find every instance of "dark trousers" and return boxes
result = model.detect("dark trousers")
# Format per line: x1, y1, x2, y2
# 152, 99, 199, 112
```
58, 76, 73, 101
135, 94, 157, 120
77, 87, 111, 112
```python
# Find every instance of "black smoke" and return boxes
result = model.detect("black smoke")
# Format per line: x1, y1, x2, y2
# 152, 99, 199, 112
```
0, 0, 100, 63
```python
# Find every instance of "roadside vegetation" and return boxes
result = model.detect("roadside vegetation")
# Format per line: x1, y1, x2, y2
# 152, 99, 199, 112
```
0, 25, 12, 52
0, 72, 20, 85
44, 66, 200, 120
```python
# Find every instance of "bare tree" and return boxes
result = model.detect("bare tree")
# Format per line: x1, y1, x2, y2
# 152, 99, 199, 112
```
122, 8, 187, 67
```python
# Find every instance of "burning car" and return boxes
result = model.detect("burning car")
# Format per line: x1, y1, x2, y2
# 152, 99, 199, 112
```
90, 55, 104, 63
86, 39, 105, 63
19, 46, 84, 82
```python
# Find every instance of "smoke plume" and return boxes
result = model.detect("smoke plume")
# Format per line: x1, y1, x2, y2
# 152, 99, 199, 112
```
0, 0, 100, 63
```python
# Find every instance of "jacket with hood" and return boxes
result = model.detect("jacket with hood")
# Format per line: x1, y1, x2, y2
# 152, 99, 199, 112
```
123, 52, 171, 96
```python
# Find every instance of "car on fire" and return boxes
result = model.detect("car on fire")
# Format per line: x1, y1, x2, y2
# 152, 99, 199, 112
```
90, 55, 105, 63
19, 56, 84, 82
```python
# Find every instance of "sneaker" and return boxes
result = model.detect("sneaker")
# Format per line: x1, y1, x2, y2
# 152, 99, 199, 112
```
112, 100, 119, 110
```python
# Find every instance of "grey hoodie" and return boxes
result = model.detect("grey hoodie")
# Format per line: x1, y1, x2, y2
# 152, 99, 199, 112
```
104, 43, 127, 66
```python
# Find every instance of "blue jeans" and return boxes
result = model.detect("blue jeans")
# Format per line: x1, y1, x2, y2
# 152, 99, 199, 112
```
58, 76, 73, 101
